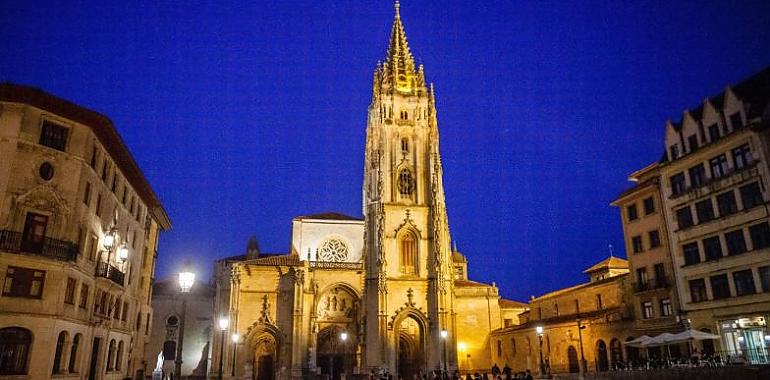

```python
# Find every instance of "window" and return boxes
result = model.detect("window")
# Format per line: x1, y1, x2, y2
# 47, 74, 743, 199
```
317, 238, 349, 262
400, 231, 417, 275
0, 327, 32, 375
106, 339, 116, 371
65, 278, 76, 304
723, 229, 747, 256
79, 284, 89, 309
676, 207, 694, 229
511, 338, 516, 355
627, 204, 638, 221
740, 182, 763, 210
703, 236, 723, 261
695, 199, 715, 223
687, 135, 699, 152
707, 123, 720, 142
122, 186, 128, 204
670, 173, 686, 196
688, 164, 706, 188
21, 212, 48, 253
88, 233, 98, 261
596, 294, 603, 309
649, 230, 661, 248
39, 120, 69, 151
732, 144, 752, 169
69, 334, 81, 373
733, 269, 756, 296
689, 279, 707, 303
3, 266, 45, 298
101, 161, 108, 181
716, 191, 738, 216
401, 138, 409, 153
83, 182, 91, 205
398, 169, 415, 197
643, 197, 655, 215
111, 174, 117, 193
709, 154, 729, 179
641, 301, 653, 319
554, 303, 559, 316
636, 268, 648, 287
95, 194, 102, 216
122, 301, 128, 321
52, 331, 67, 374
749, 222, 770, 250
660, 299, 672, 316
631, 235, 643, 253
669, 145, 680, 160
683, 243, 700, 266
90, 147, 98, 168
114, 298, 121, 319
710, 274, 731, 300
759, 266, 770, 292
115, 341, 124, 370
496, 340, 502, 358
654, 263, 666, 287
729, 112, 743, 130
39, 162, 54, 181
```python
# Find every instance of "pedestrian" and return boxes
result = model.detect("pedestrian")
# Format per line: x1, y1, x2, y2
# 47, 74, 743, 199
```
524, 370, 533, 380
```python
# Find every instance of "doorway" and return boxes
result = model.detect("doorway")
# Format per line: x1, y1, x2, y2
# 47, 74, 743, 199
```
596, 340, 608, 372
88, 337, 101, 380
567, 346, 579, 373
21, 212, 48, 253
396, 316, 424, 380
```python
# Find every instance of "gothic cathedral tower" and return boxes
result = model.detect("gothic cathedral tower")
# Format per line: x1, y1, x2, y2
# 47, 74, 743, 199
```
363, 2, 457, 374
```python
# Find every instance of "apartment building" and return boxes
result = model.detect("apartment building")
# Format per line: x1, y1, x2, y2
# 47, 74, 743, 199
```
0, 83, 171, 379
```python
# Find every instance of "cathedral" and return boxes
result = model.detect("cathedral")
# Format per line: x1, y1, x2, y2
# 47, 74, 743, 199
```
212, 3, 526, 379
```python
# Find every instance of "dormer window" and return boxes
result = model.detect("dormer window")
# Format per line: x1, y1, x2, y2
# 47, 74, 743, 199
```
669, 144, 680, 160
687, 135, 699, 152
729, 112, 744, 130
707, 123, 720, 142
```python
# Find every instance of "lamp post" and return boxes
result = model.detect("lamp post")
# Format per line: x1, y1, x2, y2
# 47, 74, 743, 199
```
340, 331, 348, 380
102, 227, 117, 264
536, 326, 545, 377
440, 330, 448, 374
175, 263, 195, 380
231, 333, 240, 377
218, 318, 229, 379
576, 318, 587, 375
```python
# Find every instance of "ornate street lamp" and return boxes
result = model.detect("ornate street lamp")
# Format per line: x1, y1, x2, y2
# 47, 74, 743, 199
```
174, 263, 195, 379
536, 326, 546, 377
440, 330, 448, 374
218, 317, 229, 379
231, 333, 240, 377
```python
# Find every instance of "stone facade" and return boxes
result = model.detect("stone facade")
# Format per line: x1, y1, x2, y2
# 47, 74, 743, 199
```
617, 67, 770, 364
0, 84, 171, 379
209, 4, 524, 380
489, 258, 634, 375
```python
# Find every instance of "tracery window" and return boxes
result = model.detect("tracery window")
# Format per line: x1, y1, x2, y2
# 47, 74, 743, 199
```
398, 169, 415, 198
317, 238, 349, 262
401, 138, 409, 154
400, 231, 417, 275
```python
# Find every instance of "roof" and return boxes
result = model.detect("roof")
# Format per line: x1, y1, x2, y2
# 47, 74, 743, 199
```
247, 254, 302, 266
451, 250, 467, 263
217, 252, 286, 263
454, 279, 493, 288
294, 212, 363, 221
491, 306, 627, 334
532, 273, 629, 302
583, 256, 628, 274
499, 299, 528, 309
0, 83, 171, 229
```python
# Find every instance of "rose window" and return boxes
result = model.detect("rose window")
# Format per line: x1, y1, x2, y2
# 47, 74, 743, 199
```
318, 238, 349, 262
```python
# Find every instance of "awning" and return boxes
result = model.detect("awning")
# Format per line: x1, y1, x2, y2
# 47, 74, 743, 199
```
623, 335, 653, 347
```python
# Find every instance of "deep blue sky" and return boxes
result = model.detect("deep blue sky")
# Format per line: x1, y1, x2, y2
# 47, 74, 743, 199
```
2, 1, 769, 301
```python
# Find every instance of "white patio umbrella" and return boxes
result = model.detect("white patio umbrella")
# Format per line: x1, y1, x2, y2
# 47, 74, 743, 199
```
669, 329, 720, 343
642, 333, 678, 347
623, 335, 653, 347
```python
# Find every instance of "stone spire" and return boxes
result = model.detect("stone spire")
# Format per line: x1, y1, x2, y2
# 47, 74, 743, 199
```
384, 0, 418, 92
246, 235, 260, 259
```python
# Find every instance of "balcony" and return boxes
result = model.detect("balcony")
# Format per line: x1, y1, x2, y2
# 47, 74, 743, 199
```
95, 262, 125, 286
0, 230, 78, 261
634, 277, 670, 293
309, 261, 363, 270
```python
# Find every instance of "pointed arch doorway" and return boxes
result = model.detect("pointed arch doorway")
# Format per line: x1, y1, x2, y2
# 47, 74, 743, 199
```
396, 315, 425, 379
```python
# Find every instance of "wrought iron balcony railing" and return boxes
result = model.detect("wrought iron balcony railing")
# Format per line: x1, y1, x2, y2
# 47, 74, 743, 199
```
95, 261, 125, 286
0, 229, 78, 261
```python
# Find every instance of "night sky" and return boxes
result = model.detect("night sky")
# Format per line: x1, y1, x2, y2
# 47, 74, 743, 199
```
2, 1, 769, 301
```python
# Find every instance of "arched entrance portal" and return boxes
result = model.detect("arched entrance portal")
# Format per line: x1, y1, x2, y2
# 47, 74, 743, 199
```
596, 340, 608, 372
253, 335, 277, 380
610, 338, 622, 369
396, 316, 424, 379
567, 346, 579, 373
317, 326, 355, 380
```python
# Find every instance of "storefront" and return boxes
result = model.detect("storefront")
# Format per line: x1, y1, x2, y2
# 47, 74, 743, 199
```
718, 316, 770, 364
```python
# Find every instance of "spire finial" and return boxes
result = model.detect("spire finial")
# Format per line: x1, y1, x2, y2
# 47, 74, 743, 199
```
608, 244, 614, 258
395, 0, 401, 18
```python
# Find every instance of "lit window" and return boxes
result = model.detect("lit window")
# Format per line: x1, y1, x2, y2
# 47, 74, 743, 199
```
3, 266, 46, 299
660, 299, 672, 316
400, 232, 417, 275
398, 169, 415, 198
641, 301, 653, 319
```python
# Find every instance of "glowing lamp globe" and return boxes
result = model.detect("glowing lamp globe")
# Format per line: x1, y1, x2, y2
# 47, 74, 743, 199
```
117, 244, 129, 262
219, 317, 229, 331
178, 269, 195, 293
